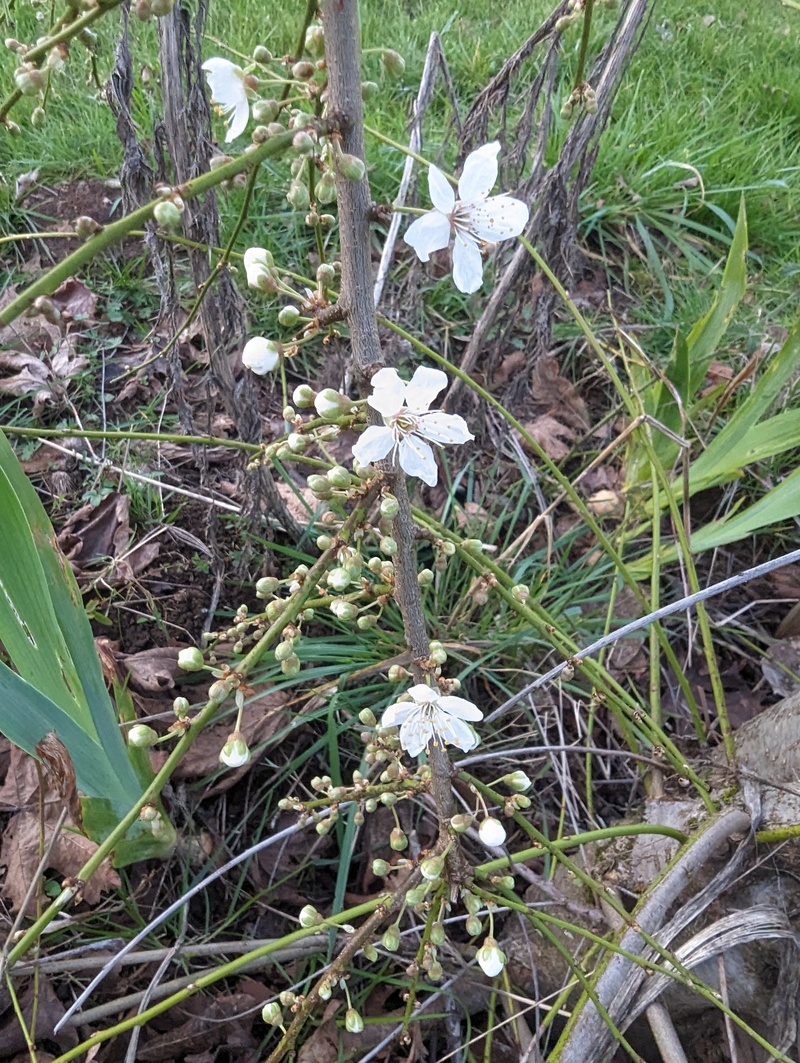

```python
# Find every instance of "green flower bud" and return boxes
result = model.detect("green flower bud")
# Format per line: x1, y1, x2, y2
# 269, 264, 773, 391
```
431, 921, 446, 946
153, 200, 182, 230
357, 614, 378, 630
327, 465, 352, 488
326, 567, 351, 591
292, 383, 315, 407
208, 679, 232, 702
511, 583, 530, 603
428, 640, 447, 665
265, 599, 284, 621
128, 724, 159, 748
361, 80, 378, 101
503, 770, 532, 792
379, 536, 397, 556
337, 152, 366, 182
299, 903, 322, 927
462, 538, 484, 554
253, 45, 273, 64
286, 433, 306, 453
173, 697, 190, 718
278, 305, 301, 328
405, 884, 429, 906
150, 0, 174, 15
416, 568, 434, 587
307, 474, 333, 498
292, 130, 315, 155
287, 180, 310, 210
177, 647, 204, 671
281, 654, 301, 677
379, 494, 399, 519
389, 826, 408, 851
358, 708, 377, 728
314, 388, 351, 420
345, 1008, 364, 1034
274, 640, 295, 662
330, 600, 358, 621
304, 24, 325, 58
74, 215, 102, 240
363, 942, 378, 962
372, 858, 390, 876
513, 793, 532, 809
382, 49, 405, 78
261, 1001, 282, 1026
380, 792, 396, 807
279, 990, 296, 1007
315, 170, 337, 205
139, 803, 159, 822
381, 924, 400, 951
30, 106, 45, 128
462, 890, 483, 916
420, 855, 445, 881
465, 914, 483, 936
427, 960, 443, 981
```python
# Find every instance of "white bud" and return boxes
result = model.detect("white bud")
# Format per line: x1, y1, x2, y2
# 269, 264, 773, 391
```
479, 817, 507, 847
242, 337, 281, 375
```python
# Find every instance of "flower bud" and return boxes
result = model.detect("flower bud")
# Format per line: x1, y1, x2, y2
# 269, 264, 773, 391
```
153, 199, 182, 230
511, 583, 530, 603
261, 1001, 282, 1026
379, 536, 397, 556
14, 65, 44, 95
325, 567, 351, 592
504, 770, 532, 792
177, 647, 204, 671
279, 990, 296, 1007
139, 803, 159, 822
219, 731, 250, 768
307, 474, 333, 499
275, 306, 300, 331
304, 24, 325, 57
462, 538, 484, 554
428, 640, 447, 665
345, 1008, 364, 1034
208, 679, 232, 702
318, 978, 332, 1000
405, 884, 428, 906
32, 296, 60, 326
149, 0, 174, 15
286, 180, 310, 210
382, 49, 405, 78
74, 215, 102, 240
479, 817, 507, 847
476, 936, 507, 978
173, 697, 190, 718
253, 45, 273, 63
379, 494, 399, 519
128, 724, 159, 748
273, 639, 295, 662
31, 105, 45, 128
292, 383, 315, 407
256, 576, 280, 598
513, 793, 532, 809
465, 914, 483, 936
389, 826, 408, 851
292, 130, 315, 155
330, 599, 358, 621
372, 858, 390, 876
359, 708, 377, 727
299, 903, 322, 927
363, 942, 378, 962
281, 654, 301, 677
291, 60, 315, 80
361, 80, 378, 101
431, 921, 446, 946
337, 152, 366, 182
357, 614, 378, 630
381, 924, 400, 951
416, 568, 434, 587
419, 855, 445, 881
449, 813, 473, 833
315, 170, 337, 205
242, 336, 281, 375
314, 388, 351, 420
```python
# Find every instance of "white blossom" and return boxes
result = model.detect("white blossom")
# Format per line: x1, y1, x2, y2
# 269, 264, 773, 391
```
201, 58, 251, 142
242, 336, 280, 374
352, 366, 472, 487
243, 246, 274, 290
219, 731, 250, 768
404, 142, 529, 294
478, 817, 507, 847
476, 937, 507, 978
381, 683, 482, 758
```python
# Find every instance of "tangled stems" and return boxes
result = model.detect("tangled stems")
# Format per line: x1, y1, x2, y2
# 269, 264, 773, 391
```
4, 482, 380, 974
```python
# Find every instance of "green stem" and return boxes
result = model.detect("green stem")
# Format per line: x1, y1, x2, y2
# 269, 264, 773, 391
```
574, 0, 596, 88
0, 129, 299, 327
0, 426, 260, 452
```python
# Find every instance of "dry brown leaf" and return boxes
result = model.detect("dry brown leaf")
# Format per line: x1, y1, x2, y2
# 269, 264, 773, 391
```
1, 802, 119, 911
0, 745, 44, 811
521, 414, 575, 461
137, 992, 258, 1061
0, 980, 78, 1059
50, 278, 97, 322
586, 488, 624, 517
115, 646, 184, 694
276, 480, 317, 526
530, 355, 589, 430
57, 493, 159, 584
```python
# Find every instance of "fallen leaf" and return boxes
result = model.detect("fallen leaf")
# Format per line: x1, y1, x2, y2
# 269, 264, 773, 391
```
521, 414, 575, 461
50, 278, 97, 322
530, 356, 589, 431
761, 638, 800, 698
0, 980, 78, 1059
586, 488, 624, 516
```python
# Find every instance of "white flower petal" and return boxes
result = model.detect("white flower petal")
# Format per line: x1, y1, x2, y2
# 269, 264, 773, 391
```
382, 701, 417, 727
242, 336, 279, 374
467, 194, 529, 243
479, 817, 507, 847
404, 366, 448, 413
367, 367, 407, 416
417, 411, 474, 446
407, 684, 439, 705
451, 231, 485, 294
476, 938, 507, 977
436, 712, 479, 752
437, 695, 483, 721
428, 164, 456, 214
457, 142, 500, 204
404, 210, 452, 263
398, 434, 438, 486
400, 712, 435, 757
352, 424, 395, 466
202, 58, 249, 142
